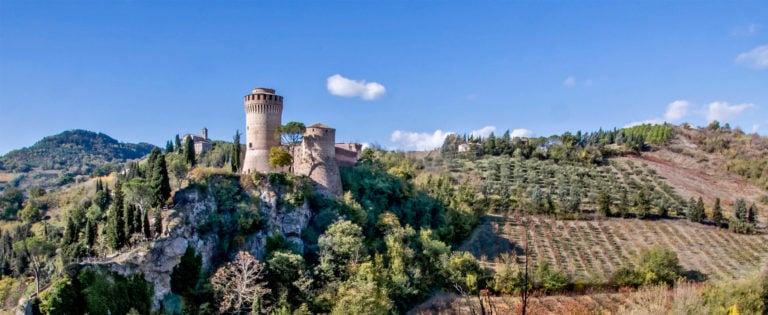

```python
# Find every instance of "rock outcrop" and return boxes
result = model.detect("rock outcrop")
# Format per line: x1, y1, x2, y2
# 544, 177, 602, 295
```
87, 176, 312, 310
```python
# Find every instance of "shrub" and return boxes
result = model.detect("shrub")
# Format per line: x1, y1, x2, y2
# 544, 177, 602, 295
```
535, 261, 570, 293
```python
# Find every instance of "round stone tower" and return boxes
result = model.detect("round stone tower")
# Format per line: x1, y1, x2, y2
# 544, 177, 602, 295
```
294, 123, 342, 196
242, 88, 283, 174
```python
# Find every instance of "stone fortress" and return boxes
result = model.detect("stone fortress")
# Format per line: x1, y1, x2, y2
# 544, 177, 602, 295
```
242, 87, 356, 196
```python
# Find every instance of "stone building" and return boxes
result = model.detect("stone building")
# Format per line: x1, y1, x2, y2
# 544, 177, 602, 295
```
293, 123, 343, 196
335, 143, 363, 167
242, 88, 283, 174
183, 128, 212, 154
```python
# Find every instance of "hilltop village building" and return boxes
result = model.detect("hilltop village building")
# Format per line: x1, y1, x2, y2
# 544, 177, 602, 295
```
182, 128, 212, 154
241, 88, 361, 196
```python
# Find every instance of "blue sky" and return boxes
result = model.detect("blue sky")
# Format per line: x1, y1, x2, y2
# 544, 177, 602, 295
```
1, 1, 766, 154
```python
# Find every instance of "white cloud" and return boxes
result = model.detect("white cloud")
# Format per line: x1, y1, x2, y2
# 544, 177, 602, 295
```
663, 100, 690, 122
735, 45, 768, 70
326, 74, 387, 100
510, 128, 533, 138
390, 129, 454, 151
563, 76, 576, 87
470, 126, 496, 138
706, 102, 755, 122
752, 124, 761, 133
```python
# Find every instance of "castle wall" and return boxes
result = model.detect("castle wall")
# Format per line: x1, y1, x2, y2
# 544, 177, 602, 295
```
242, 88, 283, 174
294, 124, 342, 196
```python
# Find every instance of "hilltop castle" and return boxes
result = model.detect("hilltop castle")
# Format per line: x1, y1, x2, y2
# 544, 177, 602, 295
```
242, 88, 356, 196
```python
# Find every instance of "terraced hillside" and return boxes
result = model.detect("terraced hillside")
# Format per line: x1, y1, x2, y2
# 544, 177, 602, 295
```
462, 215, 768, 282
412, 291, 630, 315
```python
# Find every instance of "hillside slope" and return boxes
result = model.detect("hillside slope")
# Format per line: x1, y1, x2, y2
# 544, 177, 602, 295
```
0, 130, 155, 190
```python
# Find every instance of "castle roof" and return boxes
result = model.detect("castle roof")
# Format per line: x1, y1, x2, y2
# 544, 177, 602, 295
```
251, 87, 276, 94
308, 123, 333, 129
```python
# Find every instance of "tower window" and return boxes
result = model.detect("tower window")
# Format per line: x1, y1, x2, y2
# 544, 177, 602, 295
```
249, 143, 253, 148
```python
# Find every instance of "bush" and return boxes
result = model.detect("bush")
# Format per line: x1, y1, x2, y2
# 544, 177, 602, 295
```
535, 261, 570, 293
611, 246, 684, 288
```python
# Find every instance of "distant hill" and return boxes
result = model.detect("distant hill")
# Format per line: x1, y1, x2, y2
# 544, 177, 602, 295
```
0, 129, 155, 189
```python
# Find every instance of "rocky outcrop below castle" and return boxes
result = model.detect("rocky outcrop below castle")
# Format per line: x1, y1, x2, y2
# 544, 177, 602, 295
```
82, 175, 312, 310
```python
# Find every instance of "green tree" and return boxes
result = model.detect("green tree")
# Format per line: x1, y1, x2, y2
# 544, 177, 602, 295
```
169, 156, 188, 188
63, 216, 78, 245
231, 130, 242, 173
14, 236, 55, 294
84, 218, 97, 248
142, 210, 151, 239
747, 202, 758, 224
277, 121, 306, 146
269, 147, 293, 170
597, 189, 612, 217
0, 187, 24, 219
534, 261, 570, 293
635, 190, 651, 219
634, 246, 683, 286
712, 197, 724, 227
39, 276, 81, 315
174, 134, 182, 153
165, 140, 174, 153
19, 200, 43, 224
123, 178, 154, 218
153, 208, 162, 238
317, 220, 365, 280
171, 246, 202, 297
184, 136, 196, 167
150, 153, 171, 207
331, 261, 393, 315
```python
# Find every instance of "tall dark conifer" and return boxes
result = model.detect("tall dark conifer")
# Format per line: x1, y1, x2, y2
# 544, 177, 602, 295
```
143, 210, 151, 239
153, 209, 162, 238
150, 154, 171, 207
174, 134, 182, 153
84, 218, 96, 248
712, 198, 724, 227
107, 181, 126, 250
231, 130, 242, 173
184, 137, 196, 167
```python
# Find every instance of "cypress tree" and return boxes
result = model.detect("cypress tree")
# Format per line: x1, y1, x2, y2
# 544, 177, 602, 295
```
184, 136, 196, 167
63, 217, 78, 245
734, 198, 748, 220
153, 209, 162, 238
165, 140, 174, 153
133, 205, 143, 237
107, 181, 126, 250
231, 130, 242, 173
747, 203, 758, 223
146, 147, 161, 180
694, 197, 706, 223
175, 134, 182, 153
150, 154, 171, 207
124, 204, 135, 238
686, 197, 697, 222
712, 198, 724, 227
143, 210, 151, 240
84, 218, 96, 248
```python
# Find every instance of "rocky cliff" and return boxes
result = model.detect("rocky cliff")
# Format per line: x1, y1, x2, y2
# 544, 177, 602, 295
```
88, 175, 313, 310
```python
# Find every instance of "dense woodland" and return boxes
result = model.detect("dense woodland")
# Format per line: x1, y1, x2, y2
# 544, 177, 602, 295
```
0, 123, 766, 314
